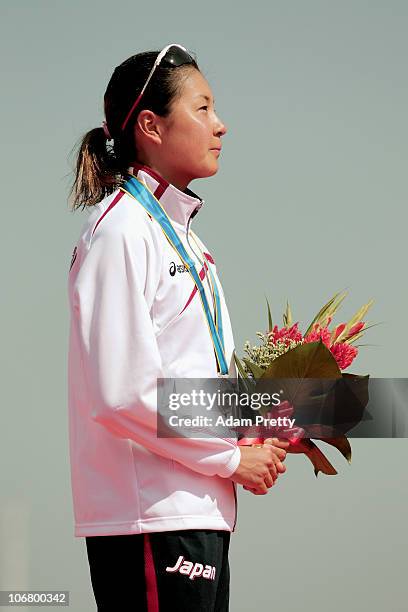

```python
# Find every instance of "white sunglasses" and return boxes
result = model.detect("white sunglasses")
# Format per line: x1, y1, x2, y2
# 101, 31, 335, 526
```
120, 43, 195, 132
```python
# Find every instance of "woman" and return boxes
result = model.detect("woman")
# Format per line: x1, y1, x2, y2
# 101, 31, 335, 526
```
67, 43, 289, 611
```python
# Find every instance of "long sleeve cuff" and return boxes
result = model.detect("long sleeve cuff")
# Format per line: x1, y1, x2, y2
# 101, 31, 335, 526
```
216, 446, 241, 478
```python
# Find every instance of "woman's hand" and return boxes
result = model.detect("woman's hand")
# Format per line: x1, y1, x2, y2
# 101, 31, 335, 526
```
229, 445, 283, 495
242, 437, 290, 494
263, 437, 290, 470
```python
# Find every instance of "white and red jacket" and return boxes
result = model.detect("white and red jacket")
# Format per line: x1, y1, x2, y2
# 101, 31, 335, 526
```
67, 163, 241, 537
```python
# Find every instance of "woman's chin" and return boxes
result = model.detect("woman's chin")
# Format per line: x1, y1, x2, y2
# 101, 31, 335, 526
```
190, 159, 219, 181
205, 159, 220, 177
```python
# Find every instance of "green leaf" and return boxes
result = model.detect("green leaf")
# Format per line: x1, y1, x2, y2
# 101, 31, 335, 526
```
283, 300, 293, 328
304, 428, 352, 463
343, 331, 365, 344
344, 321, 380, 344
335, 299, 374, 343
261, 340, 342, 380
321, 436, 352, 463
254, 341, 341, 418
287, 438, 338, 476
242, 358, 265, 380
265, 295, 273, 332
304, 290, 348, 337
233, 351, 253, 394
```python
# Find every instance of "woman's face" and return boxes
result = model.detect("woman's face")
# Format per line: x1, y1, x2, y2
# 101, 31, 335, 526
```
135, 68, 227, 190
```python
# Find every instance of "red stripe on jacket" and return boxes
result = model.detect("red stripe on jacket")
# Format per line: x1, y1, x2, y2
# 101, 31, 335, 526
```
91, 191, 125, 238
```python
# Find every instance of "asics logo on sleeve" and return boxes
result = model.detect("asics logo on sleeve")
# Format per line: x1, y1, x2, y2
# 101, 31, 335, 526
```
165, 555, 216, 580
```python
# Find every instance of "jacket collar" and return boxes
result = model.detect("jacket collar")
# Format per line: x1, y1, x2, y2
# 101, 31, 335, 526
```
127, 162, 204, 230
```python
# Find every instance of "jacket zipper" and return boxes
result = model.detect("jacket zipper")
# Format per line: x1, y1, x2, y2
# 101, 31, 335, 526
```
186, 204, 217, 313
187, 204, 238, 530
186, 202, 202, 235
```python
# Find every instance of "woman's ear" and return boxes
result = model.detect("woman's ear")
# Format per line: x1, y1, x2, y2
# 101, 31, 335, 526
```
136, 109, 164, 144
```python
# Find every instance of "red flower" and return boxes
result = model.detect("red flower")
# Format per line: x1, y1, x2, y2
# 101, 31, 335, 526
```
304, 323, 331, 347
330, 342, 358, 370
267, 322, 303, 346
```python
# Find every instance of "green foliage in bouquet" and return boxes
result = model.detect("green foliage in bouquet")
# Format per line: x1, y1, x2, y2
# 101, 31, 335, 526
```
233, 291, 374, 477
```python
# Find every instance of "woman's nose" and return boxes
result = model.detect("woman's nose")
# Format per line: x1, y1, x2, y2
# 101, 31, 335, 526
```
215, 119, 227, 137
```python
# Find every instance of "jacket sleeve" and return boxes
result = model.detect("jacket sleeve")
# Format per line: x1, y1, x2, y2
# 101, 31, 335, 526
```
72, 223, 241, 479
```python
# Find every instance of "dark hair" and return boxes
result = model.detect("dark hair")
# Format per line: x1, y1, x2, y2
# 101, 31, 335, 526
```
69, 49, 199, 211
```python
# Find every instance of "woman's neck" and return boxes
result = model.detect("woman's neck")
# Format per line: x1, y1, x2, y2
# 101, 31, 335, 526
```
131, 160, 190, 193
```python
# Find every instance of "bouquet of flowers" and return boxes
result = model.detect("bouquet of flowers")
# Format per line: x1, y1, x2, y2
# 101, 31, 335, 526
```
233, 291, 375, 476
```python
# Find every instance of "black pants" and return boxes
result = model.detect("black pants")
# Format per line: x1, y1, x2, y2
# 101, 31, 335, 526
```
85, 529, 231, 611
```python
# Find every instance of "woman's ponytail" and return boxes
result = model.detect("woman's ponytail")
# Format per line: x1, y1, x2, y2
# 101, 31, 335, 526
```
69, 126, 121, 211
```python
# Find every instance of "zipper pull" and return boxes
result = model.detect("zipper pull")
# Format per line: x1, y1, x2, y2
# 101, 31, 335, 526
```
187, 201, 204, 232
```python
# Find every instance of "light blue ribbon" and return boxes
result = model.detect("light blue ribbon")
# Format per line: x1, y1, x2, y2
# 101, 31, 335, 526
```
121, 175, 228, 374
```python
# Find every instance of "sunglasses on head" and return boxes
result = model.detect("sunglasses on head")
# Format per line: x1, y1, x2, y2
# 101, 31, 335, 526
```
120, 43, 195, 133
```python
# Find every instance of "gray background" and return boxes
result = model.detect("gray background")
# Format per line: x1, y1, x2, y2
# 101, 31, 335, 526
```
1, 1, 407, 610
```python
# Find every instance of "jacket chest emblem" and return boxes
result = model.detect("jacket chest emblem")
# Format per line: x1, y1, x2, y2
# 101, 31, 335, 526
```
168, 250, 215, 278
169, 261, 189, 276
165, 555, 216, 580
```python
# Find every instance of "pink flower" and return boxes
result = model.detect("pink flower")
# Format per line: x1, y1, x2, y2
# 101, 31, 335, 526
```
304, 323, 331, 347
330, 342, 358, 370
267, 322, 303, 346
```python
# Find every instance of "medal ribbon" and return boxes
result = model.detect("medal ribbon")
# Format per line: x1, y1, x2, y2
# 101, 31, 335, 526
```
120, 175, 228, 374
